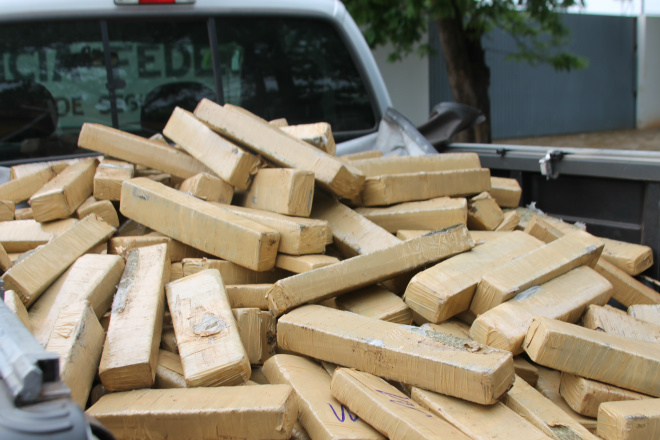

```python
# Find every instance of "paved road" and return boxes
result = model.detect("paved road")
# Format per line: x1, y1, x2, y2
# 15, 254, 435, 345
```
495, 128, 660, 151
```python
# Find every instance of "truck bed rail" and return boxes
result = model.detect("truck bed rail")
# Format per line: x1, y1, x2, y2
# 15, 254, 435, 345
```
446, 143, 660, 280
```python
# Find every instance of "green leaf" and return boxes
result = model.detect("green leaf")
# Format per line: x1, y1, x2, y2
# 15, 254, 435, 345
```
343, 0, 589, 72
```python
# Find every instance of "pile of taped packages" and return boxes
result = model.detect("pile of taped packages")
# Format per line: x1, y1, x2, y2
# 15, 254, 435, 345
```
1, 99, 659, 440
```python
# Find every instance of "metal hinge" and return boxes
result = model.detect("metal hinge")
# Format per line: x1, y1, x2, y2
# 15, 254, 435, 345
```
539, 150, 565, 180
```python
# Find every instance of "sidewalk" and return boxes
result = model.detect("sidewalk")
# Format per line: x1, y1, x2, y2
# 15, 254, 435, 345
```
495, 128, 660, 151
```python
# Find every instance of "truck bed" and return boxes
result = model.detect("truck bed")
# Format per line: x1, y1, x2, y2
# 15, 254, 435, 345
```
445, 143, 660, 279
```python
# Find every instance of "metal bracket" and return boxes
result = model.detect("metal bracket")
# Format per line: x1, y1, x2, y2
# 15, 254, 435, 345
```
496, 148, 507, 157
539, 149, 565, 180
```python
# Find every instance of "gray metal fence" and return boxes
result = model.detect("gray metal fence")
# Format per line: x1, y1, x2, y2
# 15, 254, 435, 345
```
429, 14, 637, 139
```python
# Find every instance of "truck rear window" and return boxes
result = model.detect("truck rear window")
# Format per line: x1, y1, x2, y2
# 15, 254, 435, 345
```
0, 20, 108, 161
214, 16, 376, 134
0, 15, 376, 163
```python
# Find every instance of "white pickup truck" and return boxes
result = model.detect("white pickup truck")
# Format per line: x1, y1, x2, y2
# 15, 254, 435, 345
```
1, 1, 658, 279
0, 3, 659, 439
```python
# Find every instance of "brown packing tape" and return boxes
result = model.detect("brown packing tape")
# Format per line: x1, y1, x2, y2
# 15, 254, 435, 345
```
338, 150, 383, 162
160, 328, 178, 354
599, 236, 654, 276
2, 215, 115, 307
93, 158, 134, 201
225, 284, 271, 309
155, 349, 186, 389
29, 157, 98, 222
0, 201, 15, 221
582, 304, 660, 343
275, 254, 339, 273
178, 172, 234, 204
4, 289, 30, 330
13, 207, 33, 220
502, 374, 599, 439
595, 259, 660, 306
310, 191, 410, 294
10, 159, 71, 180
263, 355, 384, 439
422, 322, 541, 387
360, 168, 491, 207
212, 203, 330, 256
396, 229, 430, 240
232, 308, 276, 365
310, 190, 401, 255
166, 269, 251, 387
109, 235, 208, 263
469, 266, 611, 354
280, 122, 336, 155
169, 262, 183, 282
597, 399, 660, 440
489, 177, 522, 208
162, 107, 260, 190
533, 365, 598, 432
398, 229, 514, 243
471, 230, 604, 315
335, 284, 413, 325
28, 254, 125, 346
76, 197, 119, 228
268, 224, 474, 316
355, 197, 467, 233
87, 240, 108, 255
467, 192, 504, 231
330, 368, 472, 440
411, 386, 550, 440
523, 214, 565, 243
0, 218, 75, 253
99, 244, 170, 391
525, 214, 660, 306
349, 153, 481, 177
277, 305, 514, 405
0, 166, 56, 203
404, 231, 544, 324
194, 100, 365, 199
516, 209, 582, 233
451, 309, 477, 325
181, 258, 286, 284
115, 219, 151, 237
559, 372, 651, 418
513, 357, 539, 387
45, 302, 104, 408
120, 178, 280, 272
291, 421, 313, 440
495, 210, 521, 231
236, 168, 315, 217
524, 317, 660, 397
421, 320, 470, 338
78, 123, 212, 179
628, 304, 660, 325
87, 385, 298, 440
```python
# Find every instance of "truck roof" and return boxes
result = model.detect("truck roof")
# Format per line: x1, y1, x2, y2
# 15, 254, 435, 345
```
0, 0, 344, 22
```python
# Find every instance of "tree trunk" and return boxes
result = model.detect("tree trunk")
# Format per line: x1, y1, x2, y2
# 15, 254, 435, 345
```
435, 5, 492, 143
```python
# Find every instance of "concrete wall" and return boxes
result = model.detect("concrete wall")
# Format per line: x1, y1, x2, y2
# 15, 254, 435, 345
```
371, 14, 659, 134
428, 14, 637, 139
371, 43, 429, 126
637, 15, 660, 129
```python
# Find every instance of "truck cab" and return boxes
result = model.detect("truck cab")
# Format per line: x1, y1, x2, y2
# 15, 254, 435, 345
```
0, 0, 392, 164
